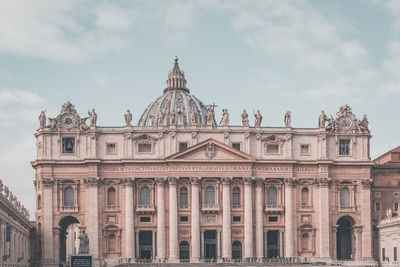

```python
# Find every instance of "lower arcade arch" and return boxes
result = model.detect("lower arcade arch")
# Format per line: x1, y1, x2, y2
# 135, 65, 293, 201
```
179, 241, 190, 260
59, 216, 81, 263
336, 216, 355, 260
232, 241, 242, 259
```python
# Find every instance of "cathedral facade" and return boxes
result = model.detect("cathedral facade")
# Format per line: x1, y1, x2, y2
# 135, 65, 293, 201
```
33, 58, 375, 266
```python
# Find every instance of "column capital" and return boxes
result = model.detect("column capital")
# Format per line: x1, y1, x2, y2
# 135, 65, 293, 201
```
243, 177, 254, 185
284, 177, 298, 187
168, 177, 178, 185
84, 177, 102, 187
52, 226, 62, 234
121, 177, 135, 186
42, 178, 55, 187
221, 177, 231, 185
314, 177, 332, 187
361, 178, 373, 188
255, 178, 265, 186
155, 178, 167, 186
190, 177, 200, 185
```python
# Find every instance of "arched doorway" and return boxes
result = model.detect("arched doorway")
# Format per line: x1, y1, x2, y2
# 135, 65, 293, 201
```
232, 241, 242, 259
179, 241, 189, 260
336, 216, 354, 260
59, 216, 80, 263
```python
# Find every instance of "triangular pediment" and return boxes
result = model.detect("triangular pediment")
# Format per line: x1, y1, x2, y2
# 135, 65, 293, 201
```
166, 138, 255, 162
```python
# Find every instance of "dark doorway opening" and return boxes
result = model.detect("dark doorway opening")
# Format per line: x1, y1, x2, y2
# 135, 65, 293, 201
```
139, 231, 153, 259
337, 216, 354, 260
179, 241, 190, 260
59, 216, 80, 263
232, 241, 242, 259
267, 230, 279, 258
204, 230, 217, 259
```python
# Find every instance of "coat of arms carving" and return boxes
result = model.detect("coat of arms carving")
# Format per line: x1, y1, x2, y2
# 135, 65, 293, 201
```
205, 142, 216, 159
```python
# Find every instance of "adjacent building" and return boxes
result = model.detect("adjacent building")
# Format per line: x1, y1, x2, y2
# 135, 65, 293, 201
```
32, 58, 375, 266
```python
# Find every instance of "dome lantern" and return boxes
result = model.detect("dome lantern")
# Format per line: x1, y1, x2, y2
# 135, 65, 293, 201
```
164, 56, 188, 93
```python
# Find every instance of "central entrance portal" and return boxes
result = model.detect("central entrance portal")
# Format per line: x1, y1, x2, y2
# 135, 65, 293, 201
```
139, 231, 153, 259
337, 216, 353, 260
266, 230, 280, 258
204, 230, 217, 259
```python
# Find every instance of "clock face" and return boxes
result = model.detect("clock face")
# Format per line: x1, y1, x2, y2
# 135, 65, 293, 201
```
62, 115, 76, 128
338, 116, 352, 130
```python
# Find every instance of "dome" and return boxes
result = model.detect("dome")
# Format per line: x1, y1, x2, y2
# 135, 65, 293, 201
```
138, 57, 216, 126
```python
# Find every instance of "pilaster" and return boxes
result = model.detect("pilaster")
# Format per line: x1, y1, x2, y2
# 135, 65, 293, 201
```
221, 177, 232, 259
244, 177, 253, 258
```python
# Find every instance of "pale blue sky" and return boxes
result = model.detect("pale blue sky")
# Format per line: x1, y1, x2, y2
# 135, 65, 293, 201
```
0, 0, 399, 216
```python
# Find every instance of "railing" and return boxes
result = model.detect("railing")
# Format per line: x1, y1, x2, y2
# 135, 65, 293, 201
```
105, 204, 120, 210
338, 205, 356, 212
136, 205, 155, 214
232, 204, 241, 209
264, 204, 284, 212
201, 204, 221, 212
60, 205, 79, 212
179, 204, 189, 209
299, 205, 313, 210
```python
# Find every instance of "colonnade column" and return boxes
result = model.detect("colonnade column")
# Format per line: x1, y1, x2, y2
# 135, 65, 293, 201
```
318, 178, 331, 259
361, 179, 373, 260
221, 177, 231, 259
42, 178, 55, 265
125, 178, 135, 259
190, 177, 200, 262
168, 177, 179, 263
84, 177, 100, 261
244, 177, 254, 258
155, 178, 166, 260
284, 178, 295, 257
255, 178, 264, 259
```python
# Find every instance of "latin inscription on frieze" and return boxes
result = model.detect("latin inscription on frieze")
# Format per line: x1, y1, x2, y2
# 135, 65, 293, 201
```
99, 165, 251, 173
204, 215, 217, 224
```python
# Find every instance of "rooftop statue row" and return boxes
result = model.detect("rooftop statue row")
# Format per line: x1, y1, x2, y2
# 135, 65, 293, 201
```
0, 179, 30, 220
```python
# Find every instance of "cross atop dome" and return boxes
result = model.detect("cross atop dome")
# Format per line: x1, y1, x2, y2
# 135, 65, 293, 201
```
165, 56, 189, 93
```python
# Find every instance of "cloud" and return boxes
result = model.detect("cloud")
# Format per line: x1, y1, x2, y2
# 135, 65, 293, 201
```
93, 72, 111, 88
0, 89, 44, 105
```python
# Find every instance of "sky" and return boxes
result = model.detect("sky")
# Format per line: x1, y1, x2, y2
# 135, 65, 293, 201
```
0, 0, 400, 218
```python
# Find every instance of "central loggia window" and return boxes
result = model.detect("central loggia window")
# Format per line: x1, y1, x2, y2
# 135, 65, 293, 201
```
205, 186, 215, 205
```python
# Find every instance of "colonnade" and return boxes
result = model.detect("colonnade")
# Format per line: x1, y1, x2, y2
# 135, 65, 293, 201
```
0, 221, 30, 267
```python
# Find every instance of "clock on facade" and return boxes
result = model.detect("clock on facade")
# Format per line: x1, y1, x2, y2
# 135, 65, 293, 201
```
338, 116, 352, 130
62, 115, 76, 128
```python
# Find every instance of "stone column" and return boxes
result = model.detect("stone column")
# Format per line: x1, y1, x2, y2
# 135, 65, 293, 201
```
221, 177, 232, 259
361, 179, 373, 260
124, 178, 135, 259
190, 177, 201, 262
53, 227, 61, 263
84, 177, 100, 261
42, 178, 55, 265
168, 177, 179, 263
244, 177, 254, 258
284, 178, 295, 257
318, 178, 331, 259
255, 178, 264, 259
155, 178, 166, 260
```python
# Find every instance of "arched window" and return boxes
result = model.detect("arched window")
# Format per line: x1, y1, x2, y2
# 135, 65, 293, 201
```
232, 241, 242, 259
340, 187, 350, 207
267, 187, 277, 206
232, 187, 240, 206
140, 186, 150, 205
64, 187, 74, 206
205, 186, 215, 205
37, 194, 41, 210
180, 187, 188, 207
301, 188, 309, 206
179, 241, 190, 259
108, 233, 116, 252
301, 233, 310, 250
107, 187, 116, 206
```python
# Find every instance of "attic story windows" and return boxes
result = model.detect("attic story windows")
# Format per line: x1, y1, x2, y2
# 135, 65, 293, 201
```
62, 137, 75, 154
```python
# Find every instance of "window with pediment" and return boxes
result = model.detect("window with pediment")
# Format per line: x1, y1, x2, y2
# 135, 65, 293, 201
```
107, 187, 117, 206
205, 186, 215, 204
140, 186, 150, 205
268, 187, 277, 206
340, 187, 350, 207
64, 187, 74, 206
180, 187, 188, 207
232, 187, 240, 207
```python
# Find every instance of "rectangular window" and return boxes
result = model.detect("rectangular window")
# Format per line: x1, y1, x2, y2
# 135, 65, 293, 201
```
382, 248, 385, 261
106, 143, 116, 154
394, 192, 400, 197
62, 137, 75, 154
375, 202, 381, 211
300, 144, 310, 156
394, 180, 399, 185
232, 216, 241, 222
138, 143, 152, 153
232, 143, 241, 151
339, 140, 350, 155
375, 192, 381, 198
140, 217, 151, 222
395, 247, 398, 261
268, 216, 278, 222
266, 144, 279, 154
395, 202, 399, 211
179, 142, 188, 152
180, 216, 188, 222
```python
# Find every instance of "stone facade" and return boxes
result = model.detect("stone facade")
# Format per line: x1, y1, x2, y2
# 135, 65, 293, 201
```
32, 59, 375, 266
0, 179, 33, 266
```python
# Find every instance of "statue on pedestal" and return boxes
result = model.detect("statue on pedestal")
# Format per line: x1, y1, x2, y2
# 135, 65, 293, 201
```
190, 107, 197, 125
88, 109, 97, 126
39, 111, 46, 128
206, 106, 214, 126
124, 109, 132, 126
284, 110, 291, 127
169, 110, 176, 125
254, 110, 262, 127
241, 109, 249, 126
319, 110, 327, 128
78, 228, 89, 254
221, 109, 229, 126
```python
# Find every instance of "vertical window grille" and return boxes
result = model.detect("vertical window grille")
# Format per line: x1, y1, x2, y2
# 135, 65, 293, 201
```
107, 187, 116, 206
180, 187, 188, 207
205, 186, 215, 204
64, 187, 74, 206
232, 187, 240, 206
339, 140, 350, 155
140, 186, 150, 205
340, 187, 350, 207
268, 187, 277, 206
